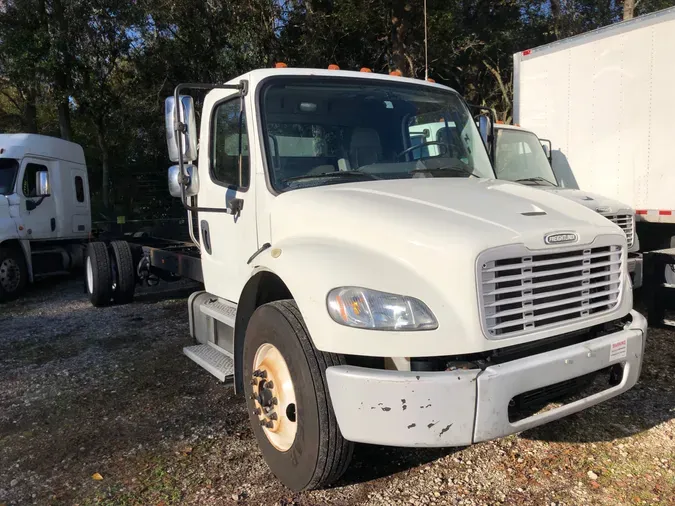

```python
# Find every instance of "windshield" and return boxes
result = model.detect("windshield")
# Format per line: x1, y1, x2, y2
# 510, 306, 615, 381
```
495, 129, 557, 186
260, 77, 494, 191
0, 158, 19, 195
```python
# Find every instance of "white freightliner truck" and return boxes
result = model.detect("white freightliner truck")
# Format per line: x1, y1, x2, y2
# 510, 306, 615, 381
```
0, 134, 91, 301
512, 6, 675, 285
87, 67, 647, 491
410, 121, 644, 287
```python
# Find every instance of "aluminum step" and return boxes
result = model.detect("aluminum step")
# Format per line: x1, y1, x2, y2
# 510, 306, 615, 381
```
184, 344, 234, 382
200, 298, 237, 327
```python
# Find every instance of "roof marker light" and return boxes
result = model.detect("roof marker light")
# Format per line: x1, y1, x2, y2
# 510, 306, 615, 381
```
522, 49, 532, 56
328, 64, 340, 70
426, 78, 435, 83
274, 62, 287, 68
389, 70, 402, 76
360, 67, 372, 73
659, 210, 672, 216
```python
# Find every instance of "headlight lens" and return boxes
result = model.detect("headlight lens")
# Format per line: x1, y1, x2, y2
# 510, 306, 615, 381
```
327, 287, 438, 331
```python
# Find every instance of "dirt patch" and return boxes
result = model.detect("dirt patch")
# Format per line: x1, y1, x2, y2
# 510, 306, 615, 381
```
0, 278, 673, 506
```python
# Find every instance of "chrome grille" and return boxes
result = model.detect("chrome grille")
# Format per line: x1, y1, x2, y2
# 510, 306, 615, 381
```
601, 213, 634, 247
479, 245, 623, 339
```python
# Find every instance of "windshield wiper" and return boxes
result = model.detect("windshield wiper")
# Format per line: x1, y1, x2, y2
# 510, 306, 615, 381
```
410, 165, 479, 178
283, 170, 378, 183
515, 177, 556, 186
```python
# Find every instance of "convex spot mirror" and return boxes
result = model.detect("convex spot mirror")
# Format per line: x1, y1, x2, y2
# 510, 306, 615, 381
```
168, 164, 199, 198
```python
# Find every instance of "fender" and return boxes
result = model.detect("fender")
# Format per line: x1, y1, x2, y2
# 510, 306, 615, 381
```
247, 237, 462, 358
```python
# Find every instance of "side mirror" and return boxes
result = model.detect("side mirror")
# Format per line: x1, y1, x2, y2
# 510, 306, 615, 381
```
478, 115, 492, 146
540, 139, 552, 164
165, 96, 197, 162
168, 164, 199, 198
36, 170, 50, 196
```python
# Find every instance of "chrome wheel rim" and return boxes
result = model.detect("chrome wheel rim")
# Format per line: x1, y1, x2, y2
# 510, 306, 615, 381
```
0, 257, 20, 293
251, 343, 298, 451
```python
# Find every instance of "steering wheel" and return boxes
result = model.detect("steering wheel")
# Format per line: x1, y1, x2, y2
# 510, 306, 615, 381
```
397, 141, 449, 160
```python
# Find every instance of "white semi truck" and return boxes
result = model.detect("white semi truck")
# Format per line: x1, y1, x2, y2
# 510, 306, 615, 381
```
86, 67, 647, 491
513, 6, 675, 284
0, 134, 91, 301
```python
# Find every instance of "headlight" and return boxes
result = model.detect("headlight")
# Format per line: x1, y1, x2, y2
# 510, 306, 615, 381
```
326, 287, 438, 331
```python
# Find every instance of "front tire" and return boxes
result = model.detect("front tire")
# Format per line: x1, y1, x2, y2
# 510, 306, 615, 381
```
243, 300, 353, 491
0, 247, 27, 302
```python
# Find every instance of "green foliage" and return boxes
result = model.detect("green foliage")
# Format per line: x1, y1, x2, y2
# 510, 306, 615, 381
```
0, 0, 673, 217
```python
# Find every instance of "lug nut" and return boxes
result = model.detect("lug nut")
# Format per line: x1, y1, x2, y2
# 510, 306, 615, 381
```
264, 420, 274, 428
253, 408, 261, 415
250, 379, 257, 385
271, 397, 278, 405
265, 381, 274, 389
259, 370, 268, 379
269, 412, 278, 421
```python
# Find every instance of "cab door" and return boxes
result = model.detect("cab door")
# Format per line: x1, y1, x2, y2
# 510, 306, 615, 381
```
196, 89, 258, 302
18, 158, 57, 240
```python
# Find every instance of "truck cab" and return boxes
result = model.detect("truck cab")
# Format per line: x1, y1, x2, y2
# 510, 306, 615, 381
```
163, 67, 646, 491
0, 134, 91, 301
482, 123, 643, 288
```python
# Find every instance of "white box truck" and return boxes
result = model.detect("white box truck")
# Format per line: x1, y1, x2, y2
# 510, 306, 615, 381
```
0, 134, 91, 301
86, 66, 647, 491
513, 6, 675, 283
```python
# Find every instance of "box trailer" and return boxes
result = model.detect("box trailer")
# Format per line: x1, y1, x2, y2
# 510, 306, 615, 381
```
513, 6, 675, 288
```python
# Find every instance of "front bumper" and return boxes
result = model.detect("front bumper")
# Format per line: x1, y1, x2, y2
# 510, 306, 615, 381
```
326, 310, 647, 447
628, 253, 643, 289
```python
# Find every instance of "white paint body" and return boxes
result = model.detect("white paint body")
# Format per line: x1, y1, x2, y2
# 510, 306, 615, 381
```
512, 7, 675, 223
0, 134, 91, 281
192, 68, 633, 358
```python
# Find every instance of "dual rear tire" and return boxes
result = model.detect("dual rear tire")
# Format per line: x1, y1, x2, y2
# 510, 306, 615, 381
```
85, 241, 136, 306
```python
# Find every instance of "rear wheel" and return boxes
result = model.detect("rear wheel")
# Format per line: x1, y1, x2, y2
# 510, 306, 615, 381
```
85, 242, 112, 307
243, 300, 353, 491
0, 247, 27, 302
110, 240, 135, 304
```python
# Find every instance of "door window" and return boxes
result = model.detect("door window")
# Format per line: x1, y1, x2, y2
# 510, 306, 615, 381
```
22, 163, 48, 197
211, 99, 249, 188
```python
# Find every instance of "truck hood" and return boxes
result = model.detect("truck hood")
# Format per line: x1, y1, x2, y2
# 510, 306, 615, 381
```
270, 178, 624, 255
536, 186, 633, 214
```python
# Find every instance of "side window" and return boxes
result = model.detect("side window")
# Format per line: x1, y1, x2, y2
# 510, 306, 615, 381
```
75, 176, 85, 202
211, 99, 249, 188
22, 163, 48, 197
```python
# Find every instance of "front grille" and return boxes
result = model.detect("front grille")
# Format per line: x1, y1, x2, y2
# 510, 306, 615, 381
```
602, 213, 634, 247
479, 244, 624, 339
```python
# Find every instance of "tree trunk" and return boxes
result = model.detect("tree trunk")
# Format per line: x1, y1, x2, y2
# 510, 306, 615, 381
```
623, 0, 636, 20
57, 101, 72, 140
23, 89, 38, 133
391, 0, 413, 77
52, 0, 73, 141
550, 0, 562, 39
94, 119, 110, 211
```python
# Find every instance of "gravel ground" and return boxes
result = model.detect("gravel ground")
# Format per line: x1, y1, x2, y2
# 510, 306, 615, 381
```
0, 277, 673, 506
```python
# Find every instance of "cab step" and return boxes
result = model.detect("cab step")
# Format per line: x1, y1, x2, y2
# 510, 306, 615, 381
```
200, 297, 237, 327
183, 344, 234, 382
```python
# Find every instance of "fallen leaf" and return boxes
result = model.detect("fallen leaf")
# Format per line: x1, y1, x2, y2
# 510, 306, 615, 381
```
92, 473, 103, 481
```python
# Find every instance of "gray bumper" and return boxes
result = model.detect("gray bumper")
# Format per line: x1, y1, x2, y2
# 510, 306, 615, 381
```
326, 310, 647, 447
628, 253, 643, 289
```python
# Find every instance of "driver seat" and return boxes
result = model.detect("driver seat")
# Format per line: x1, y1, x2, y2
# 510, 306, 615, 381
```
349, 128, 382, 168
